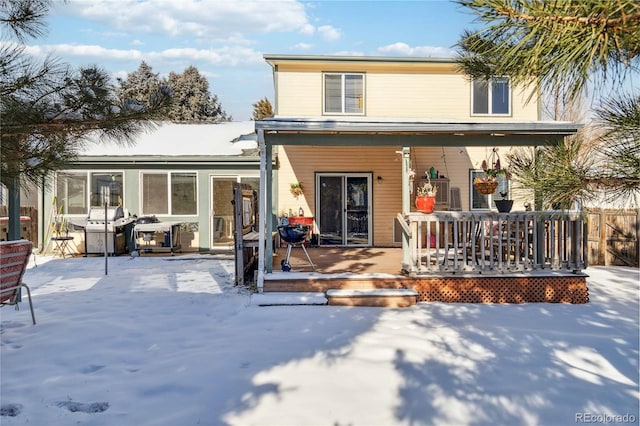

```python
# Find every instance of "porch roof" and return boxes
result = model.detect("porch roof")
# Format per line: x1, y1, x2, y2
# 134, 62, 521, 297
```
255, 117, 582, 147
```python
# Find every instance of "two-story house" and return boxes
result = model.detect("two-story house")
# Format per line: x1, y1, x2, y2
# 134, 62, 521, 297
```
253, 54, 588, 305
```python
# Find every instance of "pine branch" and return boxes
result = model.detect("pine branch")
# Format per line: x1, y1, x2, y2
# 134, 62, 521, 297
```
491, 3, 640, 30
456, 0, 640, 100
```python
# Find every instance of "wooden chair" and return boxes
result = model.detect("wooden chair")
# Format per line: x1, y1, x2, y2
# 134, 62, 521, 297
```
0, 240, 36, 325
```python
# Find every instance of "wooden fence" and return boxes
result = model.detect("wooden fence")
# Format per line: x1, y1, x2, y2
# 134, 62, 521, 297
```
0, 206, 38, 245
586, 209, 639, 267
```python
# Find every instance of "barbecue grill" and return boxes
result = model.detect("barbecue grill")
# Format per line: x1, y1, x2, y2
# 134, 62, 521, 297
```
278, 224, 315, 271
84, 207, 135, 255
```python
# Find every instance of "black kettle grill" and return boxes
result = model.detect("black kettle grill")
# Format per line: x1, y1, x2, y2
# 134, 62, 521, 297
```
277, 224, 315, 271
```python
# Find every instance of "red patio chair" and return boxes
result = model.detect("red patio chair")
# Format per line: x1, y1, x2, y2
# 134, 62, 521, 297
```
0, 240, 36, 324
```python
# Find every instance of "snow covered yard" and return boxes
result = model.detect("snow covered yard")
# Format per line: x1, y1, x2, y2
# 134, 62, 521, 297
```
1, 253, 638, 426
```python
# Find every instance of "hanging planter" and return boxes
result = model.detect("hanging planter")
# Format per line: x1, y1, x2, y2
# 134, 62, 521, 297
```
473, 180, 499, 195
290, 182, 303, 198
473, 148, 510, 195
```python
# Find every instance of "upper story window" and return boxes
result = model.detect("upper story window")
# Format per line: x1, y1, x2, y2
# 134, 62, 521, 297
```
141, 172, 197, 216
323, 73, 364, 115
472, 77, 511, 115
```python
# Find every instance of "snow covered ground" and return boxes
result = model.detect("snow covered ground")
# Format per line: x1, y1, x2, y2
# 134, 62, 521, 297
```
1, 253, 638, 426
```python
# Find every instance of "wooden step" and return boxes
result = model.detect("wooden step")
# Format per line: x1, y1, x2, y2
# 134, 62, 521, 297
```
326, 288, 418, 308
251, 292, 327, 306
263, 273, 412, 292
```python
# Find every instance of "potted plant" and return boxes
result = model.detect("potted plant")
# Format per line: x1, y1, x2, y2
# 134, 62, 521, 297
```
415, 179, 438, 213
494, 191, 514, 213
290, 182, 303, 199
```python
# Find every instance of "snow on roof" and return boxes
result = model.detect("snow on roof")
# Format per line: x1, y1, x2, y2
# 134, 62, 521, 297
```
78, 121, 257, 157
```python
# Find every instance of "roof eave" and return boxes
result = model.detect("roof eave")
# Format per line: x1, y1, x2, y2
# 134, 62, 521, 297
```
255, 118, 582, 136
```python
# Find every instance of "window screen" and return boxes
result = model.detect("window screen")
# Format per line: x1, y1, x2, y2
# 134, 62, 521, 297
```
324, 73, 364, 114
472, 77, 510, 115
142, 173, 168, 214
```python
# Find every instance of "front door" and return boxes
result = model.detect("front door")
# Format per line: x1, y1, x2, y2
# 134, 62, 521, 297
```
317, 173, 371, 246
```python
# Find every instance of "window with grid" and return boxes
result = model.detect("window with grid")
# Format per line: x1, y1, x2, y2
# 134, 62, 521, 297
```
141, 172, 197, 215
55, 171, 124, 214
324, 73, 364, 115
472, 77, 511, 115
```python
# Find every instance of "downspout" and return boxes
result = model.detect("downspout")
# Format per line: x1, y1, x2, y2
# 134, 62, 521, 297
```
257, 129, 266, 292
272, 64, 279, 116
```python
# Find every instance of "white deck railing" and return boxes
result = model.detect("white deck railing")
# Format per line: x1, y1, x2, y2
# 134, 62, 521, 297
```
398, 211, 587, 275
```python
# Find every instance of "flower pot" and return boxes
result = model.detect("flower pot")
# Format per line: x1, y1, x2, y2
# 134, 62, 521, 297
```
415, 195, 436, 213
494, 199, 513, 213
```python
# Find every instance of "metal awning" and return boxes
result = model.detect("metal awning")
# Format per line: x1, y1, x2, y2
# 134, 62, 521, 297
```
255, 117, 582, 147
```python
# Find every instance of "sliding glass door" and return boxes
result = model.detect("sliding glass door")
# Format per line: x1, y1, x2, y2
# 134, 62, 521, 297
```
317, 173, 371, 246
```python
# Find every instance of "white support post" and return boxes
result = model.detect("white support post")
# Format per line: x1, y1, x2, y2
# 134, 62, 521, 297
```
401, 147, 412, 269
257, 129, 266, 292
265, 142, 273, 273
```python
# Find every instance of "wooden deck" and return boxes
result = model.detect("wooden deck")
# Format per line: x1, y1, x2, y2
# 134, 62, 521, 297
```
265, 246, 589, 305
272, 246, 404, 274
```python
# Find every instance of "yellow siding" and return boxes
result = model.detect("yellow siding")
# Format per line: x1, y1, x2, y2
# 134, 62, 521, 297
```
411, 146, 533, 210
278, 145, 533, 246
274, 60, 539, 120
366, 73, 470, 118
276, 71, 323, 116
278, 146, 403, 246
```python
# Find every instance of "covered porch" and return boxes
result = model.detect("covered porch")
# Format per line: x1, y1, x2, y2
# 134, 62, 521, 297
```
254, 117, 586, 305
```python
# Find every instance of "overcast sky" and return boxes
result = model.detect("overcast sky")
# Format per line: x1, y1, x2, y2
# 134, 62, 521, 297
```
23, 0, 478, 120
